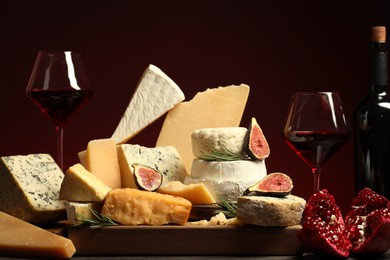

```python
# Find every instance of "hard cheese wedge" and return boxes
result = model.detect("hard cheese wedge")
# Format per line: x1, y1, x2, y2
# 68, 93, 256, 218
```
101, 188, 192, 225
65, 202, 103, 226
156, 84, 250, 172
157, 181, 216, 204
0, 154, 65, 224
111, 64, 185, 144
60, 163, 112, 202
85, 138, 121, 189
0, 211, 76, 258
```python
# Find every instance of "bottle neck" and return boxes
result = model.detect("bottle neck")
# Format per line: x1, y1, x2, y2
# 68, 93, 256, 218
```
370, 42, 388, 94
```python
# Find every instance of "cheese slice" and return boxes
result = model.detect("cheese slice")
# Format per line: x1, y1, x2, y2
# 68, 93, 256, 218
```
156, 84, 250, 173
85, 138, 121, 189
65, 202, 103, 226
111, 64, 185, 144
0, 211, 76, 258
101, 188, 192, 225
59, 163, 112, 202
157, 181, 216, 204
117, 144, 188, 188
0, 154, 65, 224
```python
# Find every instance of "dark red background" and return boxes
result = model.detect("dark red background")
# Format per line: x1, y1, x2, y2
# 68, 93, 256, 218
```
1, 1, 389, 214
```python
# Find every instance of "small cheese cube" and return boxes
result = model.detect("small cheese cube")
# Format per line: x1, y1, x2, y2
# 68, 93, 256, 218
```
157, 181, 216, 204
60, 164, 112, 202
65, 202, 103, 226
117, 144, 188, 188
0, 211, 76, 258
0, 154, 65, 224
85, 138, 121, 189
237, 195, 306, 226
101, 188, 192, 225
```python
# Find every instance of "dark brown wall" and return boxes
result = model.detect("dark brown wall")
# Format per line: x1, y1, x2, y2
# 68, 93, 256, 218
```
1, 0, 389, 214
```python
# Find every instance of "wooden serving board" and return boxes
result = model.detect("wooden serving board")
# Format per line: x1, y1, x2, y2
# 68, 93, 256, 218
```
68, 224, 303, 256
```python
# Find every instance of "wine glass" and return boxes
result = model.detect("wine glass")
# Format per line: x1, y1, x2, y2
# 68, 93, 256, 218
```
26, 51, 92, 171
282, 92, 350, 193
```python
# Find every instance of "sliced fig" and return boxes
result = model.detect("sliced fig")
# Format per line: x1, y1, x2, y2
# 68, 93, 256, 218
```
132, 163, 163, 192
244, 117, 270, 160
298, 189, 352, 258
243, 172, 293, 197
345, 188, 390, 255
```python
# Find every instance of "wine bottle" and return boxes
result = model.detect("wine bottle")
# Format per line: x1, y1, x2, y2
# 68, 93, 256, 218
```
354, 26, 390, 199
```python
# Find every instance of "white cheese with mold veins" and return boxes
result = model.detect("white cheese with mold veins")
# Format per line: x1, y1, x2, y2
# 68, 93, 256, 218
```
0, 154, 66, 224
111, 64, 185, 144
117, 144, 188, 188
191, 127, 248, 160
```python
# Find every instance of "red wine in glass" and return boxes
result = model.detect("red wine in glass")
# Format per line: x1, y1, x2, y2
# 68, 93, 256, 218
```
283, 131, 350, 172
282, 92, 350, 193
26, 51, 92, 171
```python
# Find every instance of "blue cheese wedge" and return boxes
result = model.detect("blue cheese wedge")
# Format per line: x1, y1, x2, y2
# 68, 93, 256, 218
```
117, 144, 188, 188
0, 154, 66, 224
111, 64, 185, 144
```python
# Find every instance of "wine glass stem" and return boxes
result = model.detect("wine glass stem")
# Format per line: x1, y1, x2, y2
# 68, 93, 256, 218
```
313, 167, 321, 194
56, 125, 64, 171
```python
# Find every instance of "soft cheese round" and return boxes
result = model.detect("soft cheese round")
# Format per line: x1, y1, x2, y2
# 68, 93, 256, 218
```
237, 195, 306, 226
191, 159, 266, 181
191, 127, 247, 160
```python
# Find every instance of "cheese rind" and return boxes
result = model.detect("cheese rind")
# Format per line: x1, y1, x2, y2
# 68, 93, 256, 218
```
60, 163, 112, 202
237, 195, 306, 226
191, 127, 248, 160
85, 138, 121, 189
101, 188, 192, 225
117, 144, 188, 188
111, 64, 185, 144
0, 211, 76, 258
0, 154, 65, 224
156, 84, 250, 173
157, 181, 216, 204
191, 159, 266, 181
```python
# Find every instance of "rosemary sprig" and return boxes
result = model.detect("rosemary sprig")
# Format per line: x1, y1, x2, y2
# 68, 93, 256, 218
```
74, 207, 118, 227
200, 145, 245, 161
217, 197, 237, 218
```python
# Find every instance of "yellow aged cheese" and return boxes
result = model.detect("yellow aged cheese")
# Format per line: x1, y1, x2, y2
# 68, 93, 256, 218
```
157, 181, 216, 204
101, 188, 192, 225
60, 164, 112, 202
85, 138, 121, 189
156, 84, 250, 173
0, 211, 76, 258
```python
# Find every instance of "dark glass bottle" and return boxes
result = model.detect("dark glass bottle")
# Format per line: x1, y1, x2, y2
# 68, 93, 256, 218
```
354, 26, 390, 199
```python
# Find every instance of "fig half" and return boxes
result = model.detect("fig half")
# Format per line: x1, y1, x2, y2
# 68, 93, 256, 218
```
132, 163, 163, 192
243, 172, 293, 197
244, 117, 270, 160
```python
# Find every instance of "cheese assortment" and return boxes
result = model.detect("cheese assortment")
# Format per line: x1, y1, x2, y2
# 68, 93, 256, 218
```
101, 188, 192, 225
111, 64, 185, 144
0, 211, 76, 258
0, 154, 66, 224
117, 144, 188, 188
156, 84, 250, 173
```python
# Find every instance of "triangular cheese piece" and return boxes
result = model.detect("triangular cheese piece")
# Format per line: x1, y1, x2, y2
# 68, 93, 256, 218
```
59, 163, 111, 202
156, 84, 250, 172
111, 64, 185, 144
0, 211, 76, 258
